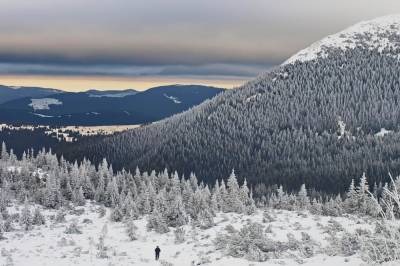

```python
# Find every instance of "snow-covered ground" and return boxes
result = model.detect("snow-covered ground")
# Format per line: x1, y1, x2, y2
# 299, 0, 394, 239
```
57, 125, 141, 136
0, 202, 378, 266
31, 113, 56, 118
29, 98, 63, 111
375, 128, 393, 137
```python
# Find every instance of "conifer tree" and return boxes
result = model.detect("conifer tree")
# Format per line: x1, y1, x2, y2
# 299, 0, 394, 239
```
73, 186, 85, 206
32, 208, 46, 226
1, 142, 9, 161
344, 179, 358, 213
0, 215, 5, 240
126, 219, 138, 241
19, 200, 33, 231
297, 184, 310, 210
147, 191, 169, 233
94, 171, 105, 203
225, 170, 244, 213
43, 172, 61, 208
356, 173, 375, 215
309, 198, 323, 215
105, 176, 119, 207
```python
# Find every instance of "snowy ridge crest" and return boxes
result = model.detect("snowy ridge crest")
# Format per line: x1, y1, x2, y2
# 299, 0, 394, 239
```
285, 14, 400, 65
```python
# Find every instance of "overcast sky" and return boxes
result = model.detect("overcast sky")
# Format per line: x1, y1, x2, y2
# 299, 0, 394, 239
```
1, 0, 400, 91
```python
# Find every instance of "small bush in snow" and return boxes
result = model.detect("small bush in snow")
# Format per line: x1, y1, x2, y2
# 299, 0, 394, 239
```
299, 233, 317, 258
339, 234, 361, 256
215, 221, 320, 261
70, 208, 85, 216
10, 213, 19, 222
98, 206, 106, 218
265, 224, 273, 233
214, 222, 272, 262
96, 224, 109, 258
359, 222, 400, 263
322, 219, 344, 234
32, 208, 46, 226
1, 209, 9, 220
174, 227, 186, 244
82, 218, 93, 224
286, 233, 300, 250
110, 208, 123, 222
224, 224, 236, 234
72, 246, 82, 257
125, 220, 138, 241
64, 221, 82, 234
0, 219, 5, 240
3, 218, 13, 232
325, 229, 365, 257
96, 236, 108, 259
195, 251, 212, 265
55, 210, 66, 223
262, 211, 276, 223
159, 260, 174, 266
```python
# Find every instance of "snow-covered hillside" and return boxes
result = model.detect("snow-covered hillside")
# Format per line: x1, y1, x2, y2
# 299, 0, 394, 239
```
285, 14, 400, 64
2, 143, 400, 265
0, 202, 380, 266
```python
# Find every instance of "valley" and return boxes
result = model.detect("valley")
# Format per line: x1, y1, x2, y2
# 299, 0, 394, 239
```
0, 85, 224, 126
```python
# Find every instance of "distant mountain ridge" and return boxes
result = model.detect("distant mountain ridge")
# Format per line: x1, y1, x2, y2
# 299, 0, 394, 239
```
0, 85, 224, 126
85, 89, 138, 98
0, 85, 62, 104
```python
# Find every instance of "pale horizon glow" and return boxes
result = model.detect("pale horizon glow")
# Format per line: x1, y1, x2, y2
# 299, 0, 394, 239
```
0, 75, 248, 91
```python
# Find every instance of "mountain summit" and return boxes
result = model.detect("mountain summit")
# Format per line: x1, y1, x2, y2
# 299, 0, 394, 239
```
285, 14, 400, 64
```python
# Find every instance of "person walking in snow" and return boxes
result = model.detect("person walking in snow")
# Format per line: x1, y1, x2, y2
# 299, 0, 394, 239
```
155, 246, 161, 260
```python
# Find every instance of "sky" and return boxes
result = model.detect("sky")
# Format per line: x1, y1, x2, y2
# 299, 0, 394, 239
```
1, 0, 400, 91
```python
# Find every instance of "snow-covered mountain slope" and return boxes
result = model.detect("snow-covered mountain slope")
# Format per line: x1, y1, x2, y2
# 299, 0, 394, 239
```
67, 14, 400, 194
285, 14, 400, 64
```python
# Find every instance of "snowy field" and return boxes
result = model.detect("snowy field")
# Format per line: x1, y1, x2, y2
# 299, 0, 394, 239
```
0, 123, 141, 142
29, 98, 63, 111
0, 202, 384, 266
58, 125, 141, 136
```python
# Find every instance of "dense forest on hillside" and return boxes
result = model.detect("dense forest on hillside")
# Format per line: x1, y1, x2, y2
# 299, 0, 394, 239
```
61, 49, 400, 194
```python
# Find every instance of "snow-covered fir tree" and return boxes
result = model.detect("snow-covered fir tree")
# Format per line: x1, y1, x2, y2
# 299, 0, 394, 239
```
19, 199, 33, 231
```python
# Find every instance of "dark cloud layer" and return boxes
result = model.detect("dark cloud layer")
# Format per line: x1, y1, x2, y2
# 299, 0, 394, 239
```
1, 0, 400, 82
